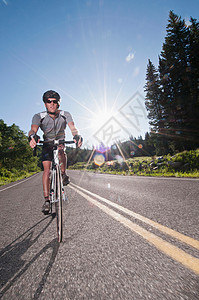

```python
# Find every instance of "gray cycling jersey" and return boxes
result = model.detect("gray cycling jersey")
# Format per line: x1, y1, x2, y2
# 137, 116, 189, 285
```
31, 110, 73, 141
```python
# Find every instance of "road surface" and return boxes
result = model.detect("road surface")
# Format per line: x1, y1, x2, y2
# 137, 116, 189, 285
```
0, 170, 199, 299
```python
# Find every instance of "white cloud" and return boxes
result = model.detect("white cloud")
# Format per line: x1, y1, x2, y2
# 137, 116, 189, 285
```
2, 0, 8, 5
125, 52, 135, 62
117, 78, 123, 84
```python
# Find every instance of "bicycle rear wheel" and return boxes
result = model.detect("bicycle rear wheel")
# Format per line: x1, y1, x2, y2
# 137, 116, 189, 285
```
55, 165, 63, 242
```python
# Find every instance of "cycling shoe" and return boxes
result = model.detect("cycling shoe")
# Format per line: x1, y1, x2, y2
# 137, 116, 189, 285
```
62, 173, 70, 186
42, 200, 50, 215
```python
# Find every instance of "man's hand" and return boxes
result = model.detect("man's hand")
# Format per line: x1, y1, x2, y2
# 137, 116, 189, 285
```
28, 134, 40, 149
73, 135, 83, 148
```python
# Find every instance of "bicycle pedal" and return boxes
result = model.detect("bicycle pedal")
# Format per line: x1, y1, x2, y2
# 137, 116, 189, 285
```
50, 199, 57, 204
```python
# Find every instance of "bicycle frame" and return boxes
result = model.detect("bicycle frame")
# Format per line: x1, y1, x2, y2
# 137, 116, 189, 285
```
50, 141, 66, 206
36, 139, 75, 242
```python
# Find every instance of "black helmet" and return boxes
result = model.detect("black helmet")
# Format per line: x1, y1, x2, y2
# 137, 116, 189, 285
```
42, 90, 61, 106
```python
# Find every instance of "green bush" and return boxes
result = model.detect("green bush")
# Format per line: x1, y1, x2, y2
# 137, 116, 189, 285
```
168, 150, 199, 170
66, 149, 199, 178
0, 168, 12, 178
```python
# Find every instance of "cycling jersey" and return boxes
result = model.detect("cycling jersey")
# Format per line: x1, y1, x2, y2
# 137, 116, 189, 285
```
31, 110, 73, 141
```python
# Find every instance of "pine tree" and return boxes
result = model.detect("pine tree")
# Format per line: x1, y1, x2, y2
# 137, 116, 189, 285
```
144, 59, 169, 154
159, 11, 191, 150
145, 11, 199, 154
188, 17, 199, 145
144, 132, 155, 156
145, 59, 163, 130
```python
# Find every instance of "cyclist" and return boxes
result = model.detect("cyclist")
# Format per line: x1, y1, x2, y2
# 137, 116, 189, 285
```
28, 90, 82, 214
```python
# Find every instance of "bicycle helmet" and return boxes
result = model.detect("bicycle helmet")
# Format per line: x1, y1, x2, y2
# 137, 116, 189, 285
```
42, 90, 61, 107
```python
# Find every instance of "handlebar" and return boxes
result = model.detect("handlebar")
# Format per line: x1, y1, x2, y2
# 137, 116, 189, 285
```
38, 140, 75, 145
33, 139, 76, 156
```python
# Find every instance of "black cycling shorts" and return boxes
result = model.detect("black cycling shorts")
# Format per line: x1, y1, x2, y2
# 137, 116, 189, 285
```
41, 145, 54, 162
41, 143, 65, 162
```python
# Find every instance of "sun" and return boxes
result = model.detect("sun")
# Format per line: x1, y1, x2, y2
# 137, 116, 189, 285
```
90, 107, 116, 132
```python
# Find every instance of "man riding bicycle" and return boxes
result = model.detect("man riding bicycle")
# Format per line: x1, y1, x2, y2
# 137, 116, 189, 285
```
28, 90, 82, 214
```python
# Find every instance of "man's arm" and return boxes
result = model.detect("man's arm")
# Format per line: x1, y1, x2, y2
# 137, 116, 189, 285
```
68, 122, 82, 147
28, 124, 40, 149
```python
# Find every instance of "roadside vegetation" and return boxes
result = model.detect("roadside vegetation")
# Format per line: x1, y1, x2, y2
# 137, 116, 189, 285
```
69, 149, 199, 178
0, 120, 40, 186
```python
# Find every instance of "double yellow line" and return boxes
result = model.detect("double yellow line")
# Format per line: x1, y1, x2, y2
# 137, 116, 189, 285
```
69, 183, 199, 275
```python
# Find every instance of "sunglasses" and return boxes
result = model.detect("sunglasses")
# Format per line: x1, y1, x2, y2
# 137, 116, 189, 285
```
46, 99, 58, 104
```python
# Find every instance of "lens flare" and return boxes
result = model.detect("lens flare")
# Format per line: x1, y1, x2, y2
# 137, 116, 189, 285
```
94, 153, 105, 166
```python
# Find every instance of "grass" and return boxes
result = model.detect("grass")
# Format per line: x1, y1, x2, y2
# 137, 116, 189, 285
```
0, 171, 39, 186
69, 149, 199, 178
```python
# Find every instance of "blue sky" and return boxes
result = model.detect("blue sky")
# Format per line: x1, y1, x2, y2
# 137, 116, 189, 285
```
1, 0, 199, 148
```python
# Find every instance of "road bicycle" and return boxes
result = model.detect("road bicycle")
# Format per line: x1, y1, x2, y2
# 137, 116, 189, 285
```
34, 139, 75, 242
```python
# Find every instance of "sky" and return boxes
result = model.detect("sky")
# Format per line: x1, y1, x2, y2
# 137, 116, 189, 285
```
1, 0, 199, 148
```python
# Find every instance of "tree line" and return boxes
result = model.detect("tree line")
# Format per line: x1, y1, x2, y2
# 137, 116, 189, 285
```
145, 11, 199, 155
0, 119, 39, 180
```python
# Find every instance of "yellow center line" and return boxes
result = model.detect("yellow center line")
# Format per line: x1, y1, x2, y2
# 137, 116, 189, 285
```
69, 184, 199, 275
70, 183, 199, 251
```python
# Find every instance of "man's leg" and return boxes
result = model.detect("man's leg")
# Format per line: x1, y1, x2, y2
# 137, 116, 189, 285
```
58, 146, 66, 174
42, 160, 51, 214
58, 146, 70, 185
42, 160, 51, 198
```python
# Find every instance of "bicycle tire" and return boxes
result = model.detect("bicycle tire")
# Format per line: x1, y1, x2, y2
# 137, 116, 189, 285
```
55, 164, 63, 242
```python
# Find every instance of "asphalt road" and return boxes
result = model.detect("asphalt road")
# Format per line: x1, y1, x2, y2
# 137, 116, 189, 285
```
0, 170, 199, 300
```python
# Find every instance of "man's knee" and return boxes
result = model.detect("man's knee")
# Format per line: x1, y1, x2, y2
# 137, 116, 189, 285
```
58, 150, 66, 163
58, 149, 65, 156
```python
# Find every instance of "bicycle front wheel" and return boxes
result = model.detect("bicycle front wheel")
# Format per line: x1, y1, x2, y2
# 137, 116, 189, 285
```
55, 165, 63, 242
